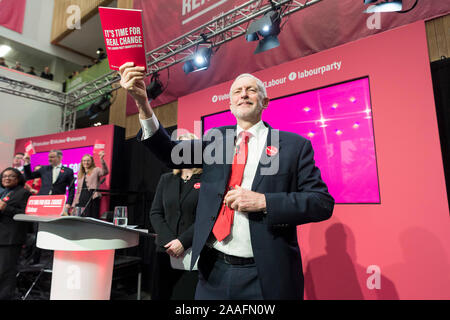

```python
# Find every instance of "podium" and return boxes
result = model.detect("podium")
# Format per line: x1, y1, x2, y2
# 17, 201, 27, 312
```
14, 214, 154, 300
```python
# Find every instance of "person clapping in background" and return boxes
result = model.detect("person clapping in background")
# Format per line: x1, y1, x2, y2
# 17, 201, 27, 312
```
0, 168, 31, 300
71, 151, 108, 218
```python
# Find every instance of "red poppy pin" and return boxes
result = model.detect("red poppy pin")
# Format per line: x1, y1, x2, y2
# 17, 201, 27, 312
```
266, 146, 278, 156
60, 169, 65, 173
3, 196, 10, 202
194, 182, 201, 189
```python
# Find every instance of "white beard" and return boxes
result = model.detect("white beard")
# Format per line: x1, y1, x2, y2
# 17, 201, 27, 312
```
230, 101, 264, 122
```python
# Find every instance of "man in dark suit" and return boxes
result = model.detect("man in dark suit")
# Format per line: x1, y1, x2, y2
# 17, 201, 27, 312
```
119, 63, 334, 300
13, 152, 25, 174
40, 66, 54, 81
23, 149, 75, 209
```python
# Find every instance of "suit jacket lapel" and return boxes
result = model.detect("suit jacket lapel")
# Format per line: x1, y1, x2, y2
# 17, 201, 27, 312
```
179, 175, 200, 204
251, 123, 282, 191
169, 174, 181, 211
53, 166, 63, 184
222, 127, 236, 189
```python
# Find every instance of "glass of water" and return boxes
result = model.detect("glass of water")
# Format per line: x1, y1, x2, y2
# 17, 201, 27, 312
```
72, 207, 85, 217
113, 206, 128, 226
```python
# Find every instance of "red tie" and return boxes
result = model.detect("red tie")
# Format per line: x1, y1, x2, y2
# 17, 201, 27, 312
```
212, 131, 251, 242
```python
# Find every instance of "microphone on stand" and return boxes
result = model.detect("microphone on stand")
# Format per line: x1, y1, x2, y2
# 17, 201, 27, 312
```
63, 176, 77, 215
81, 177, 106, 218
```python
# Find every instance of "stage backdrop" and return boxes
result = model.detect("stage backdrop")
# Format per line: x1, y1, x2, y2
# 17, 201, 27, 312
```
0, 0, 26, 33
128, 0, 450, 112
176, 21, 450, 299
15, 125, 117, 218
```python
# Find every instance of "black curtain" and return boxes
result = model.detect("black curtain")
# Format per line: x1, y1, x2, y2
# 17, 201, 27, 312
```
431, 57, 450, 208
110, 126, 176, 292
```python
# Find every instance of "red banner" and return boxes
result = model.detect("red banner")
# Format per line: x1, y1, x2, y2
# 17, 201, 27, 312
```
0, 0, 26, 34
128, 0, 449, 114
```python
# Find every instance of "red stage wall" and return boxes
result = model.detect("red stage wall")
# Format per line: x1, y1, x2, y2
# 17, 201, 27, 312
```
130, 0, 450, 110
177, 22, 450, 299
14, 125, 116, 216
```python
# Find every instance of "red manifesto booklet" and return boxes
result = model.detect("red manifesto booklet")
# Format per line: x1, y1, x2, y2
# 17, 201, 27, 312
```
98, 7, 147, 72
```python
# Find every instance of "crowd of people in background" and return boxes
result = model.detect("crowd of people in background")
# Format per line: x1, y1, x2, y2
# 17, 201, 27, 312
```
0, 57, 54, 81
0, 47, 108, 84
0, 150, 109, 299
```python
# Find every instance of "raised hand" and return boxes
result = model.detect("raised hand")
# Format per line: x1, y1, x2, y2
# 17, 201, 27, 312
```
119, 62, 147, 103
23, 153, 30, 165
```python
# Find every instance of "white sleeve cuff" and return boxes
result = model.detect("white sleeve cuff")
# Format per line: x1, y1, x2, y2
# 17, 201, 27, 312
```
139, 114, 160, 140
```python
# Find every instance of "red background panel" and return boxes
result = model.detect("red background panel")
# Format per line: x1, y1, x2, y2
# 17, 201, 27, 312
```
177, 22, 450, 299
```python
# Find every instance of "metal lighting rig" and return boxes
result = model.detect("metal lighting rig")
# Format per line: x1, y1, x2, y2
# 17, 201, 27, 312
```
0, 0, 322, 132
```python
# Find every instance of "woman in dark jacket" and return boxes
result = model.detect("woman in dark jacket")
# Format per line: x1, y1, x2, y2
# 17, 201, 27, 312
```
0, 168, 31, 300
150, 133, 202, 300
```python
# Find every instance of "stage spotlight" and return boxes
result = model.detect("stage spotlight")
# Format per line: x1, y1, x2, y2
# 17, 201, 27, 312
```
85, 94, 111, 119
245, 10, 281, 54
96, 47, 107, 60
183, 46, 212, 74
146, 72, 164, 100
363, 0, 418, 13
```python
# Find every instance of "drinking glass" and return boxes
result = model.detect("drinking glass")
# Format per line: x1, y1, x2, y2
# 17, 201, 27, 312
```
113, 206, 128, 226
72, 207, 84, 217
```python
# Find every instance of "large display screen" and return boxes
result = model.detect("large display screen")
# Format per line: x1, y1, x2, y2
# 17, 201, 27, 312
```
202, 77, 380, 204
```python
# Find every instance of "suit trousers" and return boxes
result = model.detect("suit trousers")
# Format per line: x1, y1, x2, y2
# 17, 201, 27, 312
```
195, 248, 264, 300
0, 245, 22, 300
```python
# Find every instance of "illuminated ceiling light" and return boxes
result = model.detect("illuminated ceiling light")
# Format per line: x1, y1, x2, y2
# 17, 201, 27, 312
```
331, 103, 339, 109
349, 97, 356, 103
335, 129, 343, 135
363, 0, 419, 13
318, 117, 328, 128
303, 107, 311, 112
0, 45, 12, 57
353, 122, 360, 129
307, 131, 315, 138
183, 46, 212, 74
245, 8, 282, 54
364, 108, 372, 114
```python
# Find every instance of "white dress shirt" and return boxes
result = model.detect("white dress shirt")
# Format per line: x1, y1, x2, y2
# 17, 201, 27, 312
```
52, 164, 62, 184
139, 115, 268, 258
